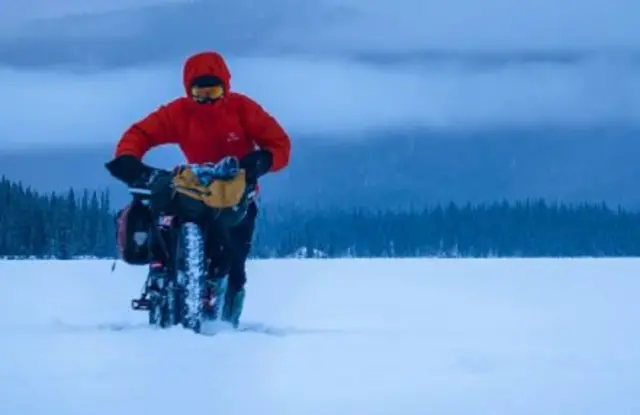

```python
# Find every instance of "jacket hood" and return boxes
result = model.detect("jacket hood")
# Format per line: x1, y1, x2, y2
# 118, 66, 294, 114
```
182, 51, 231, 95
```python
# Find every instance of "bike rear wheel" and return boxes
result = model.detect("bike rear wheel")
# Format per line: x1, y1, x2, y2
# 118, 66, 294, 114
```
148, 281, 180, 328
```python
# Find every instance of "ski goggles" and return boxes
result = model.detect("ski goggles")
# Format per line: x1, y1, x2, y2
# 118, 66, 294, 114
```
190, 85, 224, 103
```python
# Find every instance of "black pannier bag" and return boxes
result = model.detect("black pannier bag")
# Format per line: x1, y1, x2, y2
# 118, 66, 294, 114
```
115, 200, 153, 265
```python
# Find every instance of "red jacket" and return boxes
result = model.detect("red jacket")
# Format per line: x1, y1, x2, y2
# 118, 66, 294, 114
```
115, 51, 291, 174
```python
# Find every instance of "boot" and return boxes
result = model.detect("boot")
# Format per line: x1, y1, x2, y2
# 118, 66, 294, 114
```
222, 287, 245, 328
203, 277, 227, 320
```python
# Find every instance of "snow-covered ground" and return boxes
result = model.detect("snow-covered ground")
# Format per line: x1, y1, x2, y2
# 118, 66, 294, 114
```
0, 258, 639, 414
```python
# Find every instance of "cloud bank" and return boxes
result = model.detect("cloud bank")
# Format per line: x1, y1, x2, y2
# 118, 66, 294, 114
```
2, 0, 181, 24
3, 0, 639, 52
313, 0, 640, 52
0, 55, 638, 150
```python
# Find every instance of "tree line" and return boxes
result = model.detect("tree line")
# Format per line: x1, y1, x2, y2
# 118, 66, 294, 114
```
1, 176, 640, 259
0, 177, 115, 259
253, 201, 640, 258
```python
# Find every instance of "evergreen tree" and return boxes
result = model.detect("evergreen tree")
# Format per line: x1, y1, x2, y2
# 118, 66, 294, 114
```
1, 175, 640, 259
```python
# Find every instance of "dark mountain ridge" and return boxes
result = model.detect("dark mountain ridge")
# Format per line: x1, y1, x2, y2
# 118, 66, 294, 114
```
1, 125, 638, 210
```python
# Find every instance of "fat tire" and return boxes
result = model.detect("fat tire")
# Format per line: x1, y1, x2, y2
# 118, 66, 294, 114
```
176, 222, 207, 333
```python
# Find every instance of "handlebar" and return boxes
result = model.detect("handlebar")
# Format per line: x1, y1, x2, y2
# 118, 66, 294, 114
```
127, 157, 243, 200
129, 187, 152, 196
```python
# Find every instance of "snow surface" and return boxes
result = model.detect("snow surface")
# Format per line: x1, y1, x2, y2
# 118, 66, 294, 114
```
0, 258, 639, 414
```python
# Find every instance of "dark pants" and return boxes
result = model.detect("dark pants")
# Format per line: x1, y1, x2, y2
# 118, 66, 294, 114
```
225, 202, 257, 292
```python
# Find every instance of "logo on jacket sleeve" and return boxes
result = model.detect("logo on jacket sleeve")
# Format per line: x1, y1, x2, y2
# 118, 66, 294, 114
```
226, 132, 240, 142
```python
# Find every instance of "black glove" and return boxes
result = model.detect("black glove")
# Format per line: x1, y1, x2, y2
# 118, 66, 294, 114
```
239, 150, 273, 184
105, 154, 170, 189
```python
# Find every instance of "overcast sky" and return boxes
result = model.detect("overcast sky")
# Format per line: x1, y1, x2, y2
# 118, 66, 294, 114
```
318, 0, 640, 52
0, 0, 638, 150
3, 0, 638, 51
